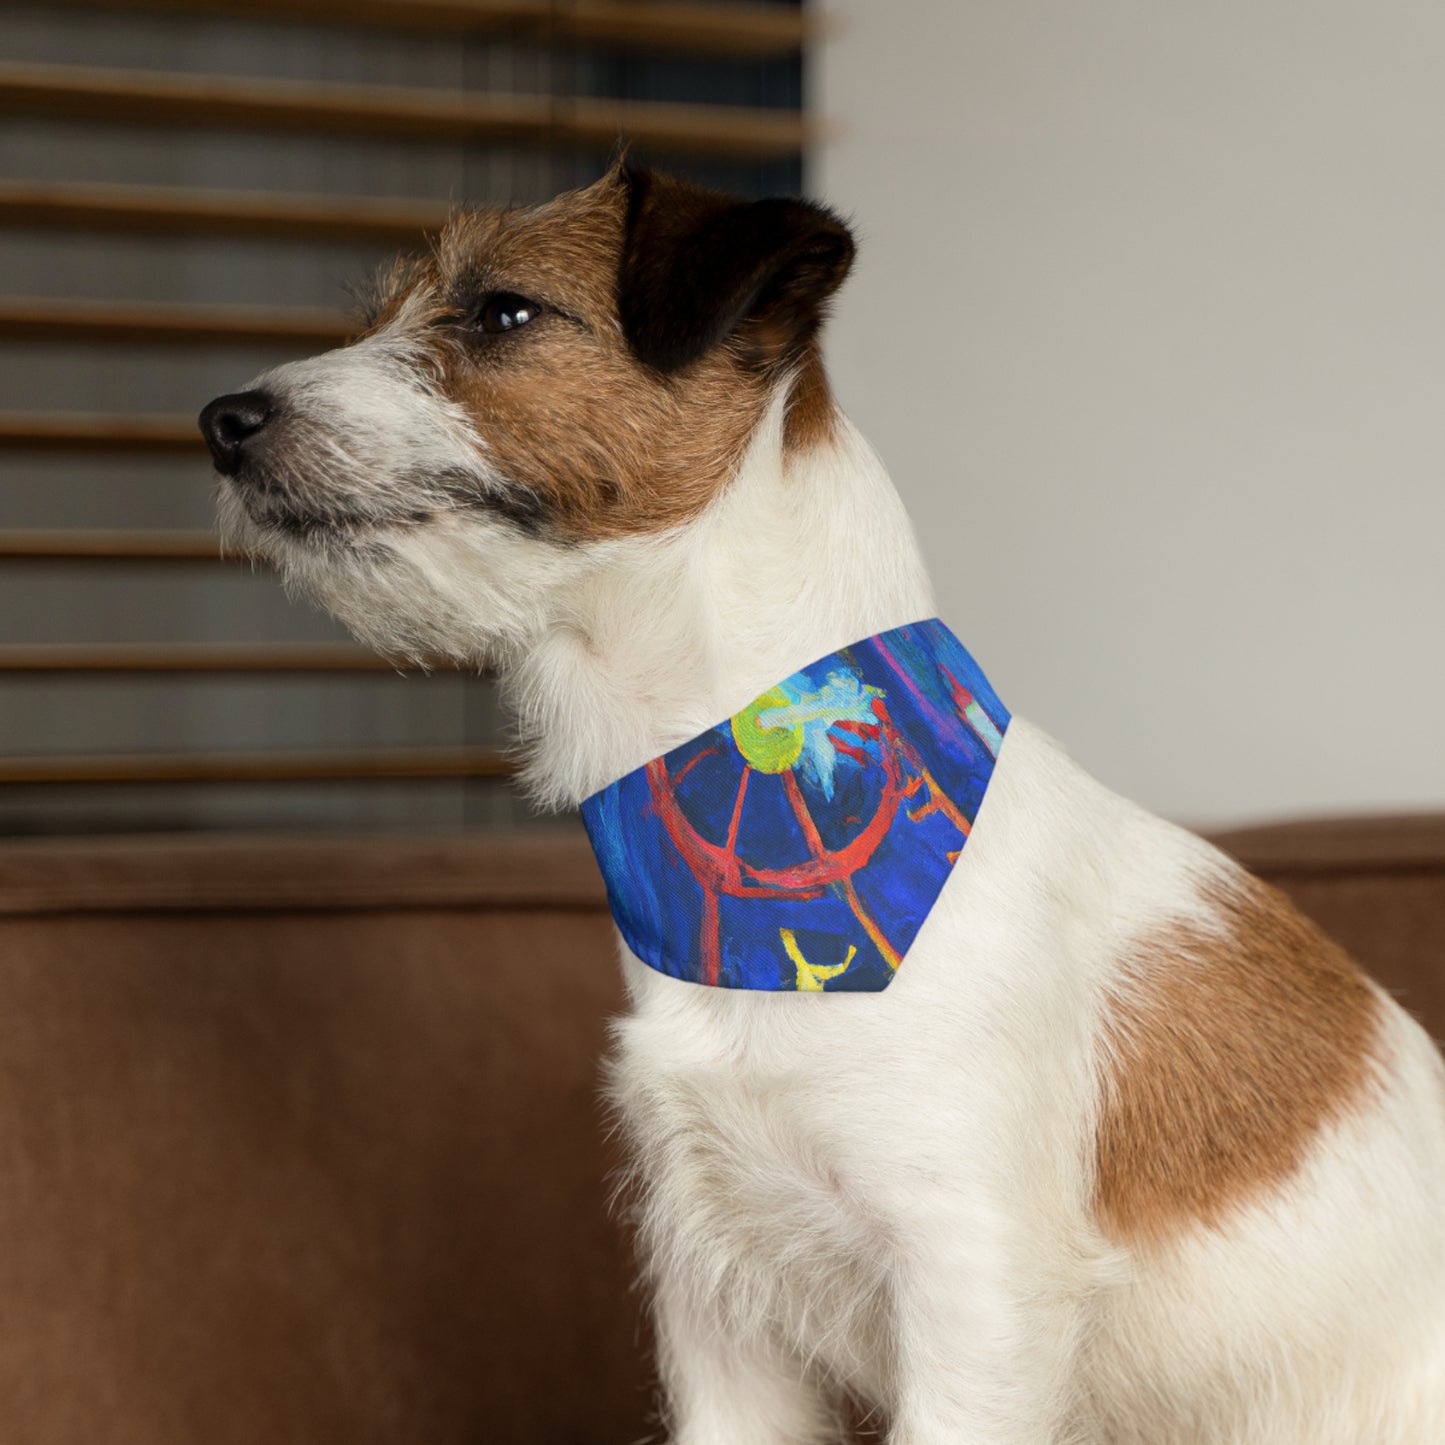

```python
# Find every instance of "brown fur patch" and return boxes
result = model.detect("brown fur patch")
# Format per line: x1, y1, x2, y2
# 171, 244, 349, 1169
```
365, 175, 800, 541
1093, 872, 1382, 1246
782, 341, 840, 452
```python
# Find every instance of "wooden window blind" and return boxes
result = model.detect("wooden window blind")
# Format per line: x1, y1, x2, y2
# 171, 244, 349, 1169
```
0, 0, 810, 835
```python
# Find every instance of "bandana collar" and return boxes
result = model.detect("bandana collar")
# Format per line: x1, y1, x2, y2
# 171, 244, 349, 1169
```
580, 620, 1009, 992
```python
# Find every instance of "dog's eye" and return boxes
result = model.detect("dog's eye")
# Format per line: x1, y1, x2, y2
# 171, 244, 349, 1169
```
473, 292, 543, 335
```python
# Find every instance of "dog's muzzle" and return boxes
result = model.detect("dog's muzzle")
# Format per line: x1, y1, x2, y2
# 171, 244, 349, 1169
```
199, 390, 274, 476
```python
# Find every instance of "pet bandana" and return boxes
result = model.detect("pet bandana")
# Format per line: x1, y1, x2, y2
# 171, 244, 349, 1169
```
580, 620, 1009, 993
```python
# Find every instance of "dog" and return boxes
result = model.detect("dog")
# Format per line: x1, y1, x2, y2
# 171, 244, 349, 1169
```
200, 163, 1445, 1443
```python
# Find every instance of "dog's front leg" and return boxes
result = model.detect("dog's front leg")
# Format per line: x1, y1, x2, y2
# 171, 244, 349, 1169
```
654, 1274, 841, 1445
884, 1199, 1090, 1445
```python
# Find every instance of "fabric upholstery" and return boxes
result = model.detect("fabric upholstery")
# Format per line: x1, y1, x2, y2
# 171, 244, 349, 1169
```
0, 833, 644, 1445
0, 817, 1439, 1442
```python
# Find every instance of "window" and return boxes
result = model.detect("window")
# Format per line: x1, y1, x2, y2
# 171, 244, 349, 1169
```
0, 0, 808, 834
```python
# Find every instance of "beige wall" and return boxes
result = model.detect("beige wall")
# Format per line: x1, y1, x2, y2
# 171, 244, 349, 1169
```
815, 1, 1445, 826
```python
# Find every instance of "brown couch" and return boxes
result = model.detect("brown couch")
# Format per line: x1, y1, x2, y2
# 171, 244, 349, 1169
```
0, 817, 1441, 1444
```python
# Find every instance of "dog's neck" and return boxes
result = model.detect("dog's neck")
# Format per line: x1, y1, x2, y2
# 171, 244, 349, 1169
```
506, 393, 937, 809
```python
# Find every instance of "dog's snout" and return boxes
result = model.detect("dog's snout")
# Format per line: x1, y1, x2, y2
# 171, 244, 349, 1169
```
199, 390, 273, 475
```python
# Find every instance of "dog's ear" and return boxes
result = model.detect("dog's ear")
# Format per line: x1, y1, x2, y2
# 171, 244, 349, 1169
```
617, 166, 855, 376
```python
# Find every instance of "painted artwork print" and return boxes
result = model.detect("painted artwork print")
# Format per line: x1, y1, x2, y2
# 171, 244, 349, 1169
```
580, 619, 1010, 992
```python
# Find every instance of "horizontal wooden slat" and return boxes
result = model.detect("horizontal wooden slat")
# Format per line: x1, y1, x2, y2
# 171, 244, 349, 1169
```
0, 62, 812, 162
0, 644, 409, 673
0, 413, 202, 451
30, 0, 810, 58
0, 180, 449, 244
0, 297, 352, 348
0, 529, 223, 561
0, 745, 513, 784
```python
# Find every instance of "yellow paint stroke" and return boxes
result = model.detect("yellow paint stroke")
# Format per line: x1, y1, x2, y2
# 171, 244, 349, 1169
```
731, 686, 804, 773
781, 928, 856, 992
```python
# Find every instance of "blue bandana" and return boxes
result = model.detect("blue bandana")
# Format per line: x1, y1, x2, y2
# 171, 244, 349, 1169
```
580, 620, 1009, 992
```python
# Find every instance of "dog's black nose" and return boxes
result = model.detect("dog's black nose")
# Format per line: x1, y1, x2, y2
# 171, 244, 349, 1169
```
199, 390, 273, 475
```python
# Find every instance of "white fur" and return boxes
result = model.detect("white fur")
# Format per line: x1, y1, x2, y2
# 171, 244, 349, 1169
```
221, 351, 1445, 1443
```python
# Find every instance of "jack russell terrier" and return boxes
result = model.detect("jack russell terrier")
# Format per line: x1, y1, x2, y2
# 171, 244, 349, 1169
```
200, 164, 1445, 1444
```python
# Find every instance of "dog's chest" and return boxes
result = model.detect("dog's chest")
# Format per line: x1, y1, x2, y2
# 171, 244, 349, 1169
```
611, 980, 895, 1389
